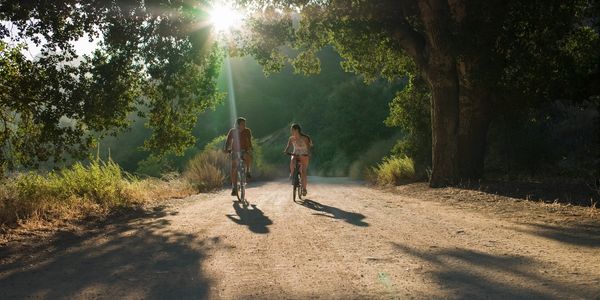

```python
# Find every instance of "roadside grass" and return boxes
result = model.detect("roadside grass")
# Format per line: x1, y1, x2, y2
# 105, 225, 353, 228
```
368, 156, 416, 186
0, 160, 194, 229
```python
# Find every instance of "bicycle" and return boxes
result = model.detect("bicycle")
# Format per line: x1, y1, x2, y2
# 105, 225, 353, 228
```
233, 150, 249, 206
286, 153, 308, 202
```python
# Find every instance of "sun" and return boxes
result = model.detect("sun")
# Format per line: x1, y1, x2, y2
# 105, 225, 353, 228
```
209, 3, 243, 33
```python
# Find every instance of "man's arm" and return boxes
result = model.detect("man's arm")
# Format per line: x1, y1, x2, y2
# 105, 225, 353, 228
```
224, 129, 232, 152
247, 129, 253, 150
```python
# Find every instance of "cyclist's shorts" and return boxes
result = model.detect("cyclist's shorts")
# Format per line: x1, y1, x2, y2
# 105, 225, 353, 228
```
231, 150, 251, 160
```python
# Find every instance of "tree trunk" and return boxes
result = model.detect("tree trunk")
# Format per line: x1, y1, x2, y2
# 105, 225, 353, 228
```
415, 0, 492, 187
457, 61, 491, 180
426, 61, 460, 187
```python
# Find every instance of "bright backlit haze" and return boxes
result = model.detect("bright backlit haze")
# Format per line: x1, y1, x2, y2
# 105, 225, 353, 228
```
209, 3, 243, 33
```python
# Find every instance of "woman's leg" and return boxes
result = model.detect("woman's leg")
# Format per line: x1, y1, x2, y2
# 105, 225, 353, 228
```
289, 156, 295, 177
300, 156, 309, 190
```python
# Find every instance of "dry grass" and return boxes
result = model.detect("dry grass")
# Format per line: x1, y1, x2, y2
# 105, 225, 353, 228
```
125, 178, 195, 203
0, 161, 195, 230
184, 149, 229, 192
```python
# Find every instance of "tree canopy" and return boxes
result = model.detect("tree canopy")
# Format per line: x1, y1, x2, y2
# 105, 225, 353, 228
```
1, 0, 223, 170
1, 0, 598, 186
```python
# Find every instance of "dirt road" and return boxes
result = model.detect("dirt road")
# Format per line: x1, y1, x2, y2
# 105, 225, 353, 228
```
1, 177, 600, 299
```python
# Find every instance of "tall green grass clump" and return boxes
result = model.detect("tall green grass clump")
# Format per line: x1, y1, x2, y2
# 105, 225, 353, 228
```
369, 156, 416, 186
0, 160, 137, 226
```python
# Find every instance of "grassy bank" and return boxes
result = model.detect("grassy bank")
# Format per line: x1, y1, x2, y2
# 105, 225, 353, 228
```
0, 160, 194, 229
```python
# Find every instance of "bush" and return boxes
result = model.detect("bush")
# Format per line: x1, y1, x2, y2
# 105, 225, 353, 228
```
0, 160, 196, 227
184, 149, 229, 192
193, 135, 280, 183
369, 156, 416, 186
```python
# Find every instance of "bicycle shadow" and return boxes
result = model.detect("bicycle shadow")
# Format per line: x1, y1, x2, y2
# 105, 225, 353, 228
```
298, 199, 369, 227
226, 202, 273, 234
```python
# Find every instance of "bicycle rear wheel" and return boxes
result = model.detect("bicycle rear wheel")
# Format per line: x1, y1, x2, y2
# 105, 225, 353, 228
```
240, 182, 246, 205
236, 182, 242, 202
236, 168, 244, 202
293, 170, 303, 202
239, 166, 248, 205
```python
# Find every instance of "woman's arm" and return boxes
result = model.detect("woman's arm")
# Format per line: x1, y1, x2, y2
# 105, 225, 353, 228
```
283, 137, 292, 153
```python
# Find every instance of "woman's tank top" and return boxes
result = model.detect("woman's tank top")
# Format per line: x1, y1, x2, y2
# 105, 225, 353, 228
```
292, 136, 309, 155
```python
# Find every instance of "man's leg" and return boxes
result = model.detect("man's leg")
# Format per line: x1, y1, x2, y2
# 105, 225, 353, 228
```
244, 152, 252, 178
231, 159, 238, 195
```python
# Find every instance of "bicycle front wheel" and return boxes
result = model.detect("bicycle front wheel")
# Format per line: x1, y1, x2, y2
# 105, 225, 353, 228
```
293, 184, 298, 202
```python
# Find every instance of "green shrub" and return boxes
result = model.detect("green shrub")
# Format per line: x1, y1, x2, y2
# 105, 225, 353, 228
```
136, 155, 173, 178
369, 156, 416, 186
0, 160, 139, 226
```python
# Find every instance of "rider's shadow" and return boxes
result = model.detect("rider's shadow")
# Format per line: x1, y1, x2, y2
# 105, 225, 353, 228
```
226, 202, 273, 234
299, 199, 369, 227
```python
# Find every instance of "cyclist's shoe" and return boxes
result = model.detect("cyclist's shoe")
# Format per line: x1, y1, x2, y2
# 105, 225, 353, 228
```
302, 188, 308, 196
231, 188, 237, 196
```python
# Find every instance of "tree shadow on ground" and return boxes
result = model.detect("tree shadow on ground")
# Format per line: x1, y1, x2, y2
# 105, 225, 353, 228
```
392, 242, 599, 300
510, 222, 600, 248
459, 180, 599, 207
226, 202, 273, 234
0, 206, 217, 299
298, 199, 369, 227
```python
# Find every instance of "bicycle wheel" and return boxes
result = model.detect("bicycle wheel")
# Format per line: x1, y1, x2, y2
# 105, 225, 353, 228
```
240, 178, 246, 205
292, 184, 298, 202
240, 166, 248, 204
297, 174, 303, 200
236, 168, 243, 202
293, 169, 302, 202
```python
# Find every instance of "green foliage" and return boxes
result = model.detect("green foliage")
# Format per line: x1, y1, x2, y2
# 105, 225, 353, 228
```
0, 160, 136, 225
486, 101, 598, 177
204, 135, 228, 151
0, 1, 225, 170
0, 41, 92, 169
369, 156, 415, 186
136, 155, 173, 178
385, 74, 431, 177
237, 0, 600, 184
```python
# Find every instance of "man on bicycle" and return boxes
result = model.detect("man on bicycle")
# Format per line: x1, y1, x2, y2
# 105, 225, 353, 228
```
224, 117, 253, 196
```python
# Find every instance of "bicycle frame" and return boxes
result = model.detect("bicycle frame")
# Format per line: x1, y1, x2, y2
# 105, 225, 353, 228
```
233, 151, 247, 205
287, 153, 308, 201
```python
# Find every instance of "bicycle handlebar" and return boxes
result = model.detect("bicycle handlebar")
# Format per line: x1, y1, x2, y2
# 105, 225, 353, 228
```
285, 152, 309, 157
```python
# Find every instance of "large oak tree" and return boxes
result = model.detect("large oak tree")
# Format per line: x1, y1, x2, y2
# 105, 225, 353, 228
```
236, 0, 599, 186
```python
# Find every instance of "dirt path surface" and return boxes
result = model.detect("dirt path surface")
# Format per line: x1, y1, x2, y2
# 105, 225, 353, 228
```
1, 177, 600, 299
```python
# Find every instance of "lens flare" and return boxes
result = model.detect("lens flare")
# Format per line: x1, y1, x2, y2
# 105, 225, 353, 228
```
209, 3, 242, 32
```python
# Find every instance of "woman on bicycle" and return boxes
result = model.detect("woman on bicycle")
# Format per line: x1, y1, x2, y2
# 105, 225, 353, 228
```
283, 123, 312, 196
